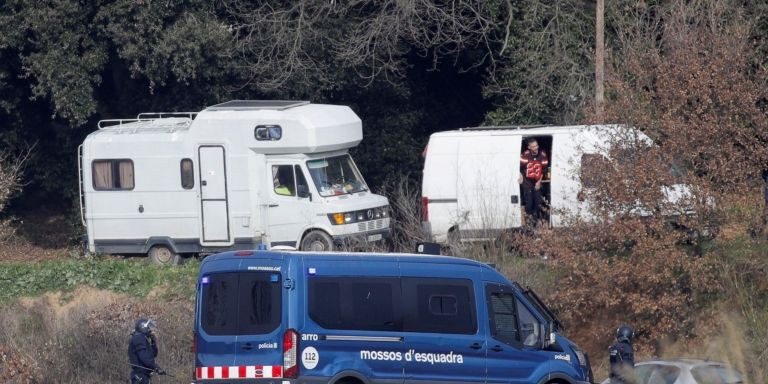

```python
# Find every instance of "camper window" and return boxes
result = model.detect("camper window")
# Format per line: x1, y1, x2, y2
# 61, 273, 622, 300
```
272, 165, 296, 196
180, 159, 194, 189
254, 125, 282, 141
294, 165, 310, 198
92, 159, 134, 190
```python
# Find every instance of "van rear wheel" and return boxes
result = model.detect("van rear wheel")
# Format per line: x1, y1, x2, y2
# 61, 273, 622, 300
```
148, 245, 180, 266
301, 230, 334, 252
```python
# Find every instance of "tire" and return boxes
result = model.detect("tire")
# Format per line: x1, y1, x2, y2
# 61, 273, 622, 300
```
300, 230, 334, 252
148, 245, 180, 266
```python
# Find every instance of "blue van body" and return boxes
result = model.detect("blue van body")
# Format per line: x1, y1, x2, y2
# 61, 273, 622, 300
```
194, 250, 593, 384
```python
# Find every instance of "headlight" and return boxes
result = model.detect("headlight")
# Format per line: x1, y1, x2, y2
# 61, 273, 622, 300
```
328, 206, 389, 225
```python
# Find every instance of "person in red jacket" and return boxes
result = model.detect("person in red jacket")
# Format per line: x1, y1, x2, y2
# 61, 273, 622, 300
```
518, 138, 548, 225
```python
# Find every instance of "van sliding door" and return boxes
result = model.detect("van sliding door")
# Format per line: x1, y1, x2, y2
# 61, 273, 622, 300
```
456, 136, 522, 237
199, 146, 230, 243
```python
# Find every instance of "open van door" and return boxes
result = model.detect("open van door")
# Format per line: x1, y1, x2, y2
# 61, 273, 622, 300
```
456, 136, 522, 237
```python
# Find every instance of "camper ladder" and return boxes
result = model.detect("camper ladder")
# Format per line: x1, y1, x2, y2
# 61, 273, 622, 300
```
77, 144, 86, 227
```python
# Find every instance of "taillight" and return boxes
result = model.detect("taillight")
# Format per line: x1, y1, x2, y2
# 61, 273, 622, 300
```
283, 329, 299, 378
421, 197, 429, 221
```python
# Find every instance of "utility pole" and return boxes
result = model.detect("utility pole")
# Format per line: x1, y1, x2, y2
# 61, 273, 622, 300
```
595, 0, 605, 119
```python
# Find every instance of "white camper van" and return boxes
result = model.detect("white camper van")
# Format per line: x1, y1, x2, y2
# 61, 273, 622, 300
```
79, 100, 390, 264
421, 125, 687, 243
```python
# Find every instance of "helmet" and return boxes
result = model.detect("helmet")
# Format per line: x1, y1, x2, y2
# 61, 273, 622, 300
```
616, 324, 634, 343
134, 318, 157, 335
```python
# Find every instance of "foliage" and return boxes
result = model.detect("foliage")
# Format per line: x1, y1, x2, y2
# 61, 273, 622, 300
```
510, 0, 768, 362
0, 258, 199, 304
484, 0, 595, 125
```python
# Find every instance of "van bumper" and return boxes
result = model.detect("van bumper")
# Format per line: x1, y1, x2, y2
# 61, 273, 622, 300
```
332, 228, 390, 247
194, 380, 288, 384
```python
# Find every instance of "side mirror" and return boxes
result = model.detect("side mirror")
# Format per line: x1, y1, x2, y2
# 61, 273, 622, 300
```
297, 185, 311, 199
415, 242, 441, 255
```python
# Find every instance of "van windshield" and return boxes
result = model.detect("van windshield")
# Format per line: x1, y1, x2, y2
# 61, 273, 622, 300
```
306, 155, 368, 197
200, 271, 282, 335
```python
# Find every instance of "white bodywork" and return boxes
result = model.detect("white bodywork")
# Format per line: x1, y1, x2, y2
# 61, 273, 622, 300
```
421, 125, 670, 243
79, 101, 390, 254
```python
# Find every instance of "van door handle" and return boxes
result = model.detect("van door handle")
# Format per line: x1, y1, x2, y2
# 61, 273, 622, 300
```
469, 342, 483, 350
241, 343, 253, 351
268, 204, 279, 208
490, 345, 503, 352
201, 180, 207, 186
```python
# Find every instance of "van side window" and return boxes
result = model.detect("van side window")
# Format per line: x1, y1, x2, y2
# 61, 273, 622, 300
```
92, 159, 134, 190
201, 272, 282, 335
308, 277, 401, 332
402, 278, 477, 334
180, 159, 194, 189
295, 165, 309, 196
488, 289, 520, 345
516, 300, 541, 347
272, 165, 296, 196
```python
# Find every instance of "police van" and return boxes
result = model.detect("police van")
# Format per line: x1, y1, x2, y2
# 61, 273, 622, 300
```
193, 250, 594, 384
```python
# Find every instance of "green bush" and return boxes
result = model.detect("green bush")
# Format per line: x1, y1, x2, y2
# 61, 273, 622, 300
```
0, 258, 199, 304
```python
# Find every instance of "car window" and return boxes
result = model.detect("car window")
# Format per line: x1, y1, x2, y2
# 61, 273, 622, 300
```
647, 365, 680, 384
691, 365, 743, 384
634, 364, 658, 384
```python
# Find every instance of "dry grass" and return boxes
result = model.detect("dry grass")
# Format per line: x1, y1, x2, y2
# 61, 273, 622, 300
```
0, 287, 194, 383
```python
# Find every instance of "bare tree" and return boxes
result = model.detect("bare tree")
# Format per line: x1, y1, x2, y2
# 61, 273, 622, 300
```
0, 146, 32, 242
220, 0, 500, 90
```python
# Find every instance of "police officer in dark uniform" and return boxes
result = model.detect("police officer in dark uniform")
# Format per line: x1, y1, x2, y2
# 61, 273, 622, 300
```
608, 324, 636, 384
128, 318, 166, 383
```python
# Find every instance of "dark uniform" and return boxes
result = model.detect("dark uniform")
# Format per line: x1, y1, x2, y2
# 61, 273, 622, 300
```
128, 318, 163, 384
609, 325, 635, 384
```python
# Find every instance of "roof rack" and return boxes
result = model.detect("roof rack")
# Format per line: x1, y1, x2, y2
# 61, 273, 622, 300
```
137, 112, 198, 120
206, 100, 310, 111
458, 125, 550, 131
96, 117, 193, 132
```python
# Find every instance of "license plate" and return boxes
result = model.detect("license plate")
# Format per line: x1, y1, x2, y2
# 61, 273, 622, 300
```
367, 234, 383, 242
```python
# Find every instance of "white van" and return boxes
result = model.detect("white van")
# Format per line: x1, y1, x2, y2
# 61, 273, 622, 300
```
78, 100, 390, 264
421, 125, 689, 243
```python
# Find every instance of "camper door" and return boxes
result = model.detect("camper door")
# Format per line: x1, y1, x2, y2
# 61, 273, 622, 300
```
199, 145, 231, 243
266, 161, 313, 246
456, 136, 522, 235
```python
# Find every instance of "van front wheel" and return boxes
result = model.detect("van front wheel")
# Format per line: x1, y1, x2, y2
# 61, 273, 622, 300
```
148, 245, 180, 266
301, 230, 334, 252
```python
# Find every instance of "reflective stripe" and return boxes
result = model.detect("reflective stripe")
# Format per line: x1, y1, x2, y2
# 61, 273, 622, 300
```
196, 365, 283, 380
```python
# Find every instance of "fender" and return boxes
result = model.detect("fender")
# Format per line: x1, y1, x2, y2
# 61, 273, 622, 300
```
144, 237, 179, 254
327, 370, 371, 384
537, 372, 577, 384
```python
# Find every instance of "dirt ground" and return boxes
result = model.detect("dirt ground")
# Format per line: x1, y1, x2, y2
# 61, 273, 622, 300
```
0, 208, 76, 262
